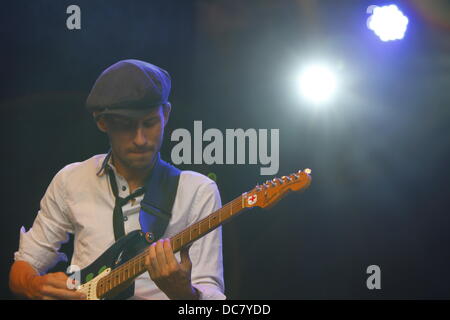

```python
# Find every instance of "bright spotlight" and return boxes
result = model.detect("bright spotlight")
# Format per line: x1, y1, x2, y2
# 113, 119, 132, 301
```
298, 64, 337, 104
367, 4, 409, 42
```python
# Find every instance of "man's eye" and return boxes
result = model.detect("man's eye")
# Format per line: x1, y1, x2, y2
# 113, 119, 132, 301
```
110, 119, 133, 129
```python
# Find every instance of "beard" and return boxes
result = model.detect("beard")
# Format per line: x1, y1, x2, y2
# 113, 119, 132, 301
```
115, 148, 157, 170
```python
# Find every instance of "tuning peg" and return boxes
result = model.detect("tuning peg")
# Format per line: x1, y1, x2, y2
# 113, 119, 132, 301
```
283, 176, 292, 182
304, 168, 312, 175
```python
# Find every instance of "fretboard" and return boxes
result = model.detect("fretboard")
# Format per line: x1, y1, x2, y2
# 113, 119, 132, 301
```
96, 195, 246, 298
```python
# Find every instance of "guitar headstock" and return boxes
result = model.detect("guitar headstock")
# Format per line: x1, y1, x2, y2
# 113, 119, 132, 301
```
242, 169, 312, 209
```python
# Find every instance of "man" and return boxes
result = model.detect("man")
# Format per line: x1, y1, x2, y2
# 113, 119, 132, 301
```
9, 59, 225, 300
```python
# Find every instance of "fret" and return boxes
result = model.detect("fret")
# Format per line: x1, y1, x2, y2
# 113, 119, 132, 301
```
124, 267, 129, 282
116, 271, 120, 286
112, 272, 116, 287
182, 230, 190, 245
211, 213, 218, 227
221, 207, 227, 221
104, 278, 108, 294
134, 260, 139, 275
129, 261, 133, 278
199, 220, 208, 233
137, 258, 141, 274
175, 236, 181, 251
140, 256, 145, 271
132, 258, 137, 276
98, 280, 103, 297
191, 224, 199, 239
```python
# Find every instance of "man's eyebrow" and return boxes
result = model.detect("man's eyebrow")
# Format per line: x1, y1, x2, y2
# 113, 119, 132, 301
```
142, 115, 159, 121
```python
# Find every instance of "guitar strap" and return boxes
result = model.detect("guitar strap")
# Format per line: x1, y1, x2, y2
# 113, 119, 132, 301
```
106, 150, 181, 299
138, 152, 181, 241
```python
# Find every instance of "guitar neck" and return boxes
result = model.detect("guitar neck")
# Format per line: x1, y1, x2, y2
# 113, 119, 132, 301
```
97, 195, 246, 298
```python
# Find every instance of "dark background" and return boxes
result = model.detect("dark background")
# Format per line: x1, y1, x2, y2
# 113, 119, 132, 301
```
1, 0, 449, 299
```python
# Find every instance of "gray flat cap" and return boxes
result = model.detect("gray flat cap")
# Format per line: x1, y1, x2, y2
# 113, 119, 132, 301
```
86, 59, 171, 119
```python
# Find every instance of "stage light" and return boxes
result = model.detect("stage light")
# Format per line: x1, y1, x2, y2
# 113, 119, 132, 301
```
298, 64, 337, 104
367, 4, 409, 42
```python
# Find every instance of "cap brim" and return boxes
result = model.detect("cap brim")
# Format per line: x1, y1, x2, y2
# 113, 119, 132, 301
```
96, 107, 156, 120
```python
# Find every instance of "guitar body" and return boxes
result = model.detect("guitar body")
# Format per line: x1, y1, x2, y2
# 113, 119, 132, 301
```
69, 230, 149, 300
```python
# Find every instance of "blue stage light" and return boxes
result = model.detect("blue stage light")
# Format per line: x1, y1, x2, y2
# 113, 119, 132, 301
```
367, 5, 409, 42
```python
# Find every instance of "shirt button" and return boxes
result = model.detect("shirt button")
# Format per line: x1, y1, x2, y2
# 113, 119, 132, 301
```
122, 186, 127, 191
123, 216, 128, 222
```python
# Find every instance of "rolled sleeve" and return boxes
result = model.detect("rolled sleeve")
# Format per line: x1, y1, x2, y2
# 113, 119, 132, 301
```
189, 181, 226, 300
14, 167, 74, 275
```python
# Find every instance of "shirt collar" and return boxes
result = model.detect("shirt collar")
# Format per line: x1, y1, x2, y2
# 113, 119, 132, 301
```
96, 148, 113, 177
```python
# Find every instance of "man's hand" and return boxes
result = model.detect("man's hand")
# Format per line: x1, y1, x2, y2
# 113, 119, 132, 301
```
28, 272, 86, 300
9, 261, 86, 300
145, 239, 199, 300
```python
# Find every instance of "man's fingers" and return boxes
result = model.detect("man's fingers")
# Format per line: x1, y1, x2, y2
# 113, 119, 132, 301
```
180, 245, 192, 268
42, 287, 86, 300
145, 249, 156, 279
155, 239, 168, 269
163, 239, 178, 269
149, 242, 161, 277
45, 273, 70, 289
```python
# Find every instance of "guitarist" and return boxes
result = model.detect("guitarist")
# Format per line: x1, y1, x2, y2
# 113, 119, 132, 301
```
9, 59, 225, 300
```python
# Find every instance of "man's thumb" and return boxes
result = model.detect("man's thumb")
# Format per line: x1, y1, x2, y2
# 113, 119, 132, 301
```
180, 245, 192, 267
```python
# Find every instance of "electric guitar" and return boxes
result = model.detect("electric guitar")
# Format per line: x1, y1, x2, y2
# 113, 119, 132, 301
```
69, 169, 312, 299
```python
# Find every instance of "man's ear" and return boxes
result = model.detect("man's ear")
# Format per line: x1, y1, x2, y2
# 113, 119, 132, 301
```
162, 102, 171, 126
93, 111, 107, 133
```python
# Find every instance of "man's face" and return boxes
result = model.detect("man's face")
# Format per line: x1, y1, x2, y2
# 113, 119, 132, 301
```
97, 105, 170, 171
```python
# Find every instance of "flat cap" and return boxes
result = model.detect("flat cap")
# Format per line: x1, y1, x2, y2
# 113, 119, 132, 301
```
86, 59, 171, 118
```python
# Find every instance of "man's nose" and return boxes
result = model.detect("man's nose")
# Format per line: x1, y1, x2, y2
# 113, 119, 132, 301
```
133, 124, 147, 146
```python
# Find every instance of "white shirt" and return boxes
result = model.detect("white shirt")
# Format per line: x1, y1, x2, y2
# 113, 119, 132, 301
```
14, 152, 225, 300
